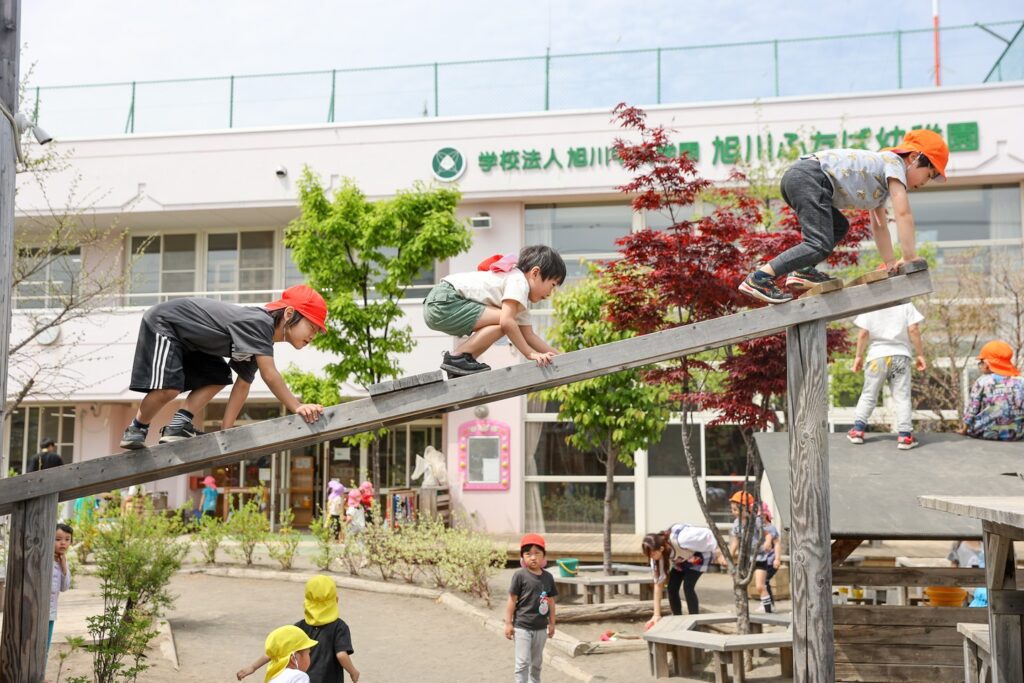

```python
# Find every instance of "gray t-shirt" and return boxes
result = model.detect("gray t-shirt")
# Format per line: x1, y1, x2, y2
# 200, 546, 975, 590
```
732, 516, 768, 562
815, 149, 908, 210
144, 298, 275, 383
509, 568, 558, 630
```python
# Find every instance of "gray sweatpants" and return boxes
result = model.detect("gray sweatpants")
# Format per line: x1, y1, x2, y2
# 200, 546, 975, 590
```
855, 355, 913, 434
768, 158, 850, 277
513, 627, 547, 683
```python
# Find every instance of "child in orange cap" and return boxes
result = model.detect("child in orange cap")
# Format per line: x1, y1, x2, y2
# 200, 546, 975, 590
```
505, 533, 557, 683
726, 491, 775, 612
739, 129, 948, 304
959, 341, 1024, 441
120, 284, 328, 450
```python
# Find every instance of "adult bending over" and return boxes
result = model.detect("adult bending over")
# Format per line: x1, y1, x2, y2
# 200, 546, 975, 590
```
642, 523, 718, 628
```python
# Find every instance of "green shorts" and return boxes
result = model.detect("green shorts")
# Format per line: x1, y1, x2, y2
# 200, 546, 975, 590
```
423, 282, 485, 337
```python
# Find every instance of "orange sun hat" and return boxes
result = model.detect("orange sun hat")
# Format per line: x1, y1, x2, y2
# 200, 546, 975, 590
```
978, 341, 1021, 377
882, 129, 949, 182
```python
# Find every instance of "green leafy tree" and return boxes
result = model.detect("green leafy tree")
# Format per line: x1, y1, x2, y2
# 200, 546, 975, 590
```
285, 170, 472, 485
540, 269, 672, 573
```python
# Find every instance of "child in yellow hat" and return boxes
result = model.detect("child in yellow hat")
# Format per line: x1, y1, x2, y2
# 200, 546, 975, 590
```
237, 575, 360, 682
263, 625, 317, 682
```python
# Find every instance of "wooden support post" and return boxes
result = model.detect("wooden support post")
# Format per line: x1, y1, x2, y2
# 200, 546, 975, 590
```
786, 320, 834, 682
1, 493, 58, 682
984, 521, 1023, 683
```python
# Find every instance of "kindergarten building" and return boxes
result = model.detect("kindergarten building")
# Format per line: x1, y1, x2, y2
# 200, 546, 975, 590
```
9, 80, 1024, 534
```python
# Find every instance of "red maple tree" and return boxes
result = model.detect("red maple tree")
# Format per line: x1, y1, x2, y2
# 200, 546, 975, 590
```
602, 103, 870, 632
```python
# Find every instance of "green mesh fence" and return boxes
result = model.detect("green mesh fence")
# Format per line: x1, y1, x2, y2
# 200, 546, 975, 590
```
25, 21, 1023, 138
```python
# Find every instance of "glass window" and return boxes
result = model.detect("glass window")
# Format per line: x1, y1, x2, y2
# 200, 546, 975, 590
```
913, 186, 1021, 243
648, 423, 702, 476
206, 231, 275, 302
704, 425, 749, 477
284, 247, 305, 288
524, 482, 635, 533
526, 422, 632, 477
704, 481, 759, 525
7, 405, 76, 474
525, 203, 633, 285
128, 234, 196, 305
14, 248, 81, 309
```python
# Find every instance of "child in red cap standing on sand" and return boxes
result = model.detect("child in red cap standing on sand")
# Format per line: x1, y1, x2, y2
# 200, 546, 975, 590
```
505, 533, 557, 683
739, 129, 949, 304
120, 284, 329, 450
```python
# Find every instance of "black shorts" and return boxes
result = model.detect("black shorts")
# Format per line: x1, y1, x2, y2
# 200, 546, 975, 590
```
754, 560, 771, 571
129, 320, 232, 393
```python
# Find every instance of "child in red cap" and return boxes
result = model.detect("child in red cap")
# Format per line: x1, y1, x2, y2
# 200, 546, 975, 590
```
505, 533, 557, 683
739, 129, 948, 304
120, 284, 328, 450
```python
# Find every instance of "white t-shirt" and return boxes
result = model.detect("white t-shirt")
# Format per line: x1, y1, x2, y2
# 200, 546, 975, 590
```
442, 268, 532, 326
853, 303, 924, 363
268, 669, 310, 683
346, 505, 366, 532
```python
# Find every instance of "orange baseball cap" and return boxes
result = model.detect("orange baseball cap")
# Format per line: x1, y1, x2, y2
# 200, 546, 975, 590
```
266, 285, 327, 332
978, 341, 1020, 378
520, 533, 546, 552
882, 129, 949, 182
730, 491, 756, 508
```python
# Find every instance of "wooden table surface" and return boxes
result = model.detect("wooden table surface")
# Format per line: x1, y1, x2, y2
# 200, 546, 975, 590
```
918, 496, 1024, 530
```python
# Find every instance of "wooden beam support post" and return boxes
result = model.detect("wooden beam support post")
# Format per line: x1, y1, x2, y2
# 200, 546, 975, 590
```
1, 493, 57, 682
984, 520, 1023, 683
786, 320, 834, 682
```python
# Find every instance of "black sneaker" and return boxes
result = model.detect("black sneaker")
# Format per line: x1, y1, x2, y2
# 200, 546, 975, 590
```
158, 422, 204, 444
120, 424, 149, 450
738, 271, 793, 304
785, 267, 837, 290
441, 351, 491, 377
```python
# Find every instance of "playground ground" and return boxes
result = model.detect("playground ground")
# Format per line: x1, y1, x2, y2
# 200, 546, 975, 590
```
45, 540, 957, 682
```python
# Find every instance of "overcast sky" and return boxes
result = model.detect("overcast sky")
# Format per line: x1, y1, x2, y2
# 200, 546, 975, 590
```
22, 1, 1021, 86
17, 1, 1023, 137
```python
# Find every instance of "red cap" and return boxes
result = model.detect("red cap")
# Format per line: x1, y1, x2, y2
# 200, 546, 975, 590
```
520, 533, 546, 552
265, 285, 327, 332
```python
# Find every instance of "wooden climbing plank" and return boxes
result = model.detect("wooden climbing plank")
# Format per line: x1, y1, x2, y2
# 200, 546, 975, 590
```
368, 371, 445, 396
845, 270, 889, 287
803, 278, 844, 297
897, 258, 929, 275
0, 271, 933, 515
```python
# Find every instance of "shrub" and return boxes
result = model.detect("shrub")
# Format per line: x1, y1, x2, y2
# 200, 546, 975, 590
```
226, 490, 269, 566
194, 513, 226, 565
310, 513, 337, 571
336, 527, 366, 576
265, 509, 301, 570
440, 525, 505, 606
70, 503, 102, 565
362, 504, 398, 581
86, 500, 188, 683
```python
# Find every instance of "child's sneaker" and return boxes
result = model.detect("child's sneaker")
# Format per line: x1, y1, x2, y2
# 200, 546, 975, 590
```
119, 424, 149, 450
441, 351, 491, 377
738, 271, 793, 304
785, 267, 837, 290
158, 422, 204, 444
846, 428, 865, 444
897, 434, 919, 450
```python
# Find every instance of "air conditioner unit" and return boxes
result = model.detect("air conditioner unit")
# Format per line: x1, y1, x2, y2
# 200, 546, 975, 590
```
470, 213, 491, 230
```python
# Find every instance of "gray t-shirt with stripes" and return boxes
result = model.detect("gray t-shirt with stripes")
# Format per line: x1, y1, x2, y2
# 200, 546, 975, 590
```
143, 298, 275, 383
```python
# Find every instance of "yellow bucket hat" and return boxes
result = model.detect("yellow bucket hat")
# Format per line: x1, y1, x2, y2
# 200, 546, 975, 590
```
304, 575, 339, 627
264, 625, 318, 682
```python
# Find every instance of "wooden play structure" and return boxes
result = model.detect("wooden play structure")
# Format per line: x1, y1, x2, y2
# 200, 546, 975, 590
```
760, 432, 1023, 682
0, 269, 932, 681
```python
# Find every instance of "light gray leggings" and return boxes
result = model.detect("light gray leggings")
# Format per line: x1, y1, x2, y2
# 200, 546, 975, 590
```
855, 355, 913, 434
513, 627, 547, 683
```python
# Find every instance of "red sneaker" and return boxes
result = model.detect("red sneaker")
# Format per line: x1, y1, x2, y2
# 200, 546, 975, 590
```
846, 428, 865, 444
897, 434, 919, 450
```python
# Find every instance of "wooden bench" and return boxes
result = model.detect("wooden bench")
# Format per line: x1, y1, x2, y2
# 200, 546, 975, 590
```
643, 613, 792, 681
959, 622, 991, 683
553, 574, 654, 604
575, 563, 651, 597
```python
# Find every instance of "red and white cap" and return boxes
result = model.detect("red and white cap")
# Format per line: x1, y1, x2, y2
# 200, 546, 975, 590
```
265, 285, 328, 332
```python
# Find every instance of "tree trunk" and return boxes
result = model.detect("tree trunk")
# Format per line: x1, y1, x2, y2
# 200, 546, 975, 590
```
603, 444, 614, 575
734, 583, 754, 670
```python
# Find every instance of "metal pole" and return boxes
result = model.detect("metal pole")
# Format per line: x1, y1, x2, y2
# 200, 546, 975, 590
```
896, 30, 903, 88
228, 75, 235, 128
433, 62, 438, 117
544, 48, 551, 110
933, 0, 941, 86
327, 69, 336, 123
124, 81, 136, 134
773, 40, 780, 97
656, 48, 662, 104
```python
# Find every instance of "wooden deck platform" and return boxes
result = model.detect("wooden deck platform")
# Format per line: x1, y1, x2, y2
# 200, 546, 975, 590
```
492, 532, 647, 563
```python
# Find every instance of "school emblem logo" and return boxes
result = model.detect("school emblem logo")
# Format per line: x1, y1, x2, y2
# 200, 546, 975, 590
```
432, 147, 466, 181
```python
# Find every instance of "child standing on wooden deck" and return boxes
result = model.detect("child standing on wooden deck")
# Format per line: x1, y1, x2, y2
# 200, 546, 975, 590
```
423, 245, 565, 376
738, 130, 948, 304
505, 533, 557, 683
119, 285, 327, 450
846, 302, 926, 450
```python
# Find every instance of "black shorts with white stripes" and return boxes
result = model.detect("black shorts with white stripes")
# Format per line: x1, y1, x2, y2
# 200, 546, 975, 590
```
128, 319, 233, 393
